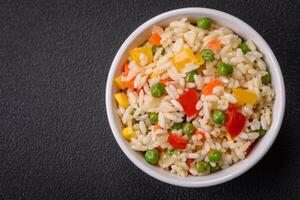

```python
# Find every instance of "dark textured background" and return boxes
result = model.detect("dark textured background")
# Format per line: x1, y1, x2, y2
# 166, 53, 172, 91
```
1, 0, 300, 199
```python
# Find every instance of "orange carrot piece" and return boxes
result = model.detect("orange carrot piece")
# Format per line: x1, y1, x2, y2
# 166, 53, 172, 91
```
136, 88, 142, 94
207, 39, 221, 51
124, 63, 129, 76
149, 33, 161, 46
160, 77, 173, 86
124, 77, 135, 89
193, 129, 206, 142
153, 124, 161, 131
202, 79, 224, 96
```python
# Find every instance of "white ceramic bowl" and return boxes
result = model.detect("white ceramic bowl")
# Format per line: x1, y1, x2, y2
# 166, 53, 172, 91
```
106, 8, 285, 187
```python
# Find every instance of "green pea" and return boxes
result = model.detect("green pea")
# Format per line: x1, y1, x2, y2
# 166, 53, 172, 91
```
187, 70, 198, 82
182, 122, 196, 136
144, 149, 160, 164
239, 42, 251, 54
217, 62, 233, 76
166, 148, 175, 156
201, 49, 214, 61
152, 45, 159, 54
261, 73, 271, 85
171, 123, 183, 130
197, 18, 212, 30
196, 161, 211, 173
212, 109, 225, 124
256, 127, 267, 138
208, 150, 222, 163
151, 82, 166, 98
148, 112, 158, 125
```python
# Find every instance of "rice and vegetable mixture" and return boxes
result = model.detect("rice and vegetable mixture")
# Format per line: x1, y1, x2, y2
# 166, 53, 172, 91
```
114, 17, 274, 176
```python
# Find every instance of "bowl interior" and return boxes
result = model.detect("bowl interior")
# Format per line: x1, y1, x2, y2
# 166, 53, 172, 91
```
107, 8, 285, 187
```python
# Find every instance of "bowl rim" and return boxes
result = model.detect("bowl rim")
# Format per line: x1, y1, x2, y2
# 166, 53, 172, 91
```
105, 7, 285, 187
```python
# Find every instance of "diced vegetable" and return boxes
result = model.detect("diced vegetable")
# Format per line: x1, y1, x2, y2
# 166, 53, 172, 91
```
153, 124, 161, 132
261, 73, 271, 85
145, 149, 160, 164
148, 32, 161, 46
226, 109, 246, 138
196, 161, 211, 173
208, 150, 222, 163
197, 18, 212, 30
172, 48, 197, 71
124, 77, 135, 89
239, 42, 251, 54
232, 88, 258, 105
171, 123, 183, 130
182, 122, 196, 136
201, 49, 214, 61
207, 39, 221, 51
124, 63, 129, 76
151, 82, 166, 98
122, 126, 136, 140
129, 46, 153, 66
148, 112, 158, 125
212, 109, 226, 125
152, 45, 160, 54
168, 133, 187, 149
195, 52, 205, 65
201, 79, 224, 96
186, 158, 194, 166
228, 103, 240, 112
114, 92, 129, 108
160, 77, 173, 86
178, 88, 199, 117
193, 129, 206, 142
217, 62, 233, 76
136, 88, 142, 94
114, 76, 125, 89
187, 70, 198, 82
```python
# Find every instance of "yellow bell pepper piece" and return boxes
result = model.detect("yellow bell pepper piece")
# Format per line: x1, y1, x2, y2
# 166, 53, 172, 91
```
114, 76, 125, 90
129, 46, 153, 66
232, 88, 258, 105
122, 127, 136, 141
195, 52, 204, 65
114, 92, 129, 108
172, 48, 197, 71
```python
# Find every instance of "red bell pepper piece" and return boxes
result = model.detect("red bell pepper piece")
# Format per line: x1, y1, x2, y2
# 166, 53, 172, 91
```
228, 103, 241, 112
178, 88, 199, 117
226, 109, 246, 138
168, 133, 187, 149
186, 158, 194, 166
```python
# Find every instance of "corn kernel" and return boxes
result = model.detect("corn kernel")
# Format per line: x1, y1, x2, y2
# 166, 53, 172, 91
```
114, 92, 129, 108
122, 127, 136, 141
114, 76, 125, 89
